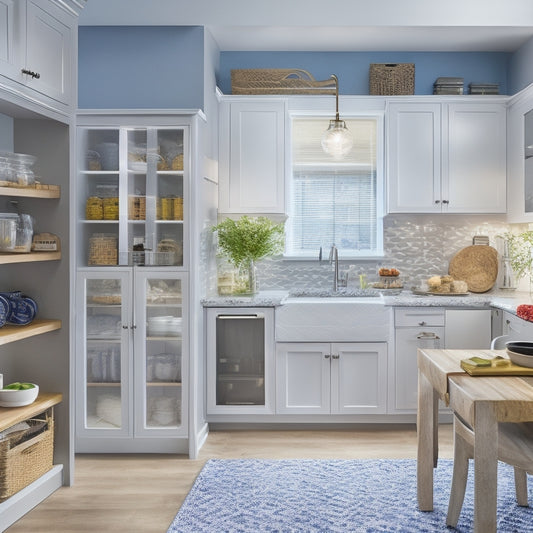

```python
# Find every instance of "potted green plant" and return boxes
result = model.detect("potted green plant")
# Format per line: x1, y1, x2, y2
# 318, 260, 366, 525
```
212, 216, 285, 295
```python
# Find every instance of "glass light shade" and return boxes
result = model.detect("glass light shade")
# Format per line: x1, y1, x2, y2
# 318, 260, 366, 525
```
321, 119, 354, 157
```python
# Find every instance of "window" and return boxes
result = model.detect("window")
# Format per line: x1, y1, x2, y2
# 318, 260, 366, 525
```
285, 116, 383, 258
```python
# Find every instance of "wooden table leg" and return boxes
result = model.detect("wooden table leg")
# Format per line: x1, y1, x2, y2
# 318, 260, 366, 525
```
473, 402, 498, 533
417, 369, 436, 511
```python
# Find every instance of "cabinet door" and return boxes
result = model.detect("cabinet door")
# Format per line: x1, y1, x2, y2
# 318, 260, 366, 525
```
444, 309, 491, 349
276, 342, 330, 414
134, 271, 187, 437
387, 102, 441, 213
24, 0, 71, 105
503, 311, 533, 341
331, 343, 387, 414
219, 100, 286, 214
0, 0, 20, 80
75, 270, 133, 440
394, 327, 444, 412
444, 103, 506, 213
77, 123, 187, 269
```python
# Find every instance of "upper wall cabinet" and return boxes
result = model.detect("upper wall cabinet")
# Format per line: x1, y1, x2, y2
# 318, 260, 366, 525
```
0, 0, 77, 112
218, 98, 286, 215
387, 100, 507, 214
507, 84, 533, 223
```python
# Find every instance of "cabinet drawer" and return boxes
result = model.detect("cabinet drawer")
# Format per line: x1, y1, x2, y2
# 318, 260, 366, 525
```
395, 308, 445, 327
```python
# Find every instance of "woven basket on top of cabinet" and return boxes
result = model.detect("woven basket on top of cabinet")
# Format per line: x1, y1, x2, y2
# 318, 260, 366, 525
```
369, 63, 415, 95
0, 414, 54, 501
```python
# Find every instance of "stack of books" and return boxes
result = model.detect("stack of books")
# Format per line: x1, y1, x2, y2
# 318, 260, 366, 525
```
433, 77, 464, 95
468, 83, 499, 95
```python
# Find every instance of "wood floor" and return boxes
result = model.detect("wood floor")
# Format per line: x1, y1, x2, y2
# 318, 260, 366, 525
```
7, 424, 453, 532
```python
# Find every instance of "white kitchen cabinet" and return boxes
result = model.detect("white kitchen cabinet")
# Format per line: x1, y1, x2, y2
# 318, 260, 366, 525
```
387, 100, 506, 214
0, 0, 79, 110
507, 84, 533, 223
75, 269, 188, 453
444, 309, 492, 349
218, 98, 286, 215
393, 308, 445, 412
206, 307, 275, 416
502, 310, 533, 341
76, 115, 189, 270
392, 307, 491, 413
276, 342, 387, 415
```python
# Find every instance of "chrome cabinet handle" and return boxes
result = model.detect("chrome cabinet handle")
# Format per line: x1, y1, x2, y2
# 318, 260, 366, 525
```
418, 321, 427, 326
417, 332, 440, 340
21, 68, 40, 79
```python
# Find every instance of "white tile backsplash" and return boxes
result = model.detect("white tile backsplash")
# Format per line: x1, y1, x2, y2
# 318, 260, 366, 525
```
254, 214, 526, 291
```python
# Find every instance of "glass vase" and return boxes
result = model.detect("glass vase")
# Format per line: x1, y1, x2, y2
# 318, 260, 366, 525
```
236, 259, 258, 295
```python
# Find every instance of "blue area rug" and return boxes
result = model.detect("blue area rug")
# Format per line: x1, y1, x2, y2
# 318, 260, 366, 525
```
168, 458, 533, 532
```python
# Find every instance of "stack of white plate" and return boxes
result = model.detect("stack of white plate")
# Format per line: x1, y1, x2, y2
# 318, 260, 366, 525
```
147, 316, 182, 336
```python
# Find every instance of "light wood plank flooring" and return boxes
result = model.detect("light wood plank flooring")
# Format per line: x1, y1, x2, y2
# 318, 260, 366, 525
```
7, 425, 453, 532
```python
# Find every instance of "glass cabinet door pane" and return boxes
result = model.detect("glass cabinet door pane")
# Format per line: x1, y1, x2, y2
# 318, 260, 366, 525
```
85, 278, 123, 429
215, 315, 265, 406
144, 277, 183, 428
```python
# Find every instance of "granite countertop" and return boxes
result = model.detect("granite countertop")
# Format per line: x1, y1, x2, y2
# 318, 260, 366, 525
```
203, 288, 533, 316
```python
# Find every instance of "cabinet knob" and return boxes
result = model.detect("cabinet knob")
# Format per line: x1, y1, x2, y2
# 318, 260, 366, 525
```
21, 68, 40, 79
332, 354, 340, 359
418, 321, 426, 326
442, 200, 449, 204
434, 200, 440, 204
324, 354, 331, 359
122, 325, 129, 329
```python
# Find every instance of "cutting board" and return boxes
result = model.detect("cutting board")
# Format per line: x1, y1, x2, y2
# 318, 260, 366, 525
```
461, 358, 533, 376
448, 245, 498, 293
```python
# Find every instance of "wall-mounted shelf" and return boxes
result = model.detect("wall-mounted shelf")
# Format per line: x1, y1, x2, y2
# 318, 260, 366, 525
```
0, 392, 62, 433
0, 320, 61, 346
0, 252, 61, 265
0, 186, 60, 199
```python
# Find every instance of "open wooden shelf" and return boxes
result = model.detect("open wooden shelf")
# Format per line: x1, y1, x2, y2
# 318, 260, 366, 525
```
0, 185, 60, 199
0, 319, 61, 346
0, 251, 61, 265
0, 392, 62, 432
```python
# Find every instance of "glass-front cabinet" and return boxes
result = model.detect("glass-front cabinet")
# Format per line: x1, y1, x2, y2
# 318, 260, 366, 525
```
77, 121, 188, 268
76, 269, 188, 451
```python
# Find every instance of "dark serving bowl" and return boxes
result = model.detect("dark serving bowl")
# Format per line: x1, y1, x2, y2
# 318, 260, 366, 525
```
505, 341, 533, 356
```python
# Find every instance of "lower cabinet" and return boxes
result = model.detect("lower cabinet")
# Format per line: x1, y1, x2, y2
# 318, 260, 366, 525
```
276, 342, 387, 415
75, 269, 188, 452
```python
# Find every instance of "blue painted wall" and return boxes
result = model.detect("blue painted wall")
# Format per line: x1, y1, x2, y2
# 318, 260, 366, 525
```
78, 26, 205, 109
219, 51, 510, 95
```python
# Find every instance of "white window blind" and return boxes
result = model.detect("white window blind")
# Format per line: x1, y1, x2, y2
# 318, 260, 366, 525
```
286, 117, 381, 258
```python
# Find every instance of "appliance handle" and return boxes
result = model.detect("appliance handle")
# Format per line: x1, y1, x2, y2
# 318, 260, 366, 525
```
217, 314, 264, 320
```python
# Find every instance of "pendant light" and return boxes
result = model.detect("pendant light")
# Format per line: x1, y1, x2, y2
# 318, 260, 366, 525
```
321, 74, 353, 158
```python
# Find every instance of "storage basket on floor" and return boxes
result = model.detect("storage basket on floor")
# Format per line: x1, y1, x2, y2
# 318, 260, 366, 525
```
369, 63, 415, 95
0, 413, 54, 501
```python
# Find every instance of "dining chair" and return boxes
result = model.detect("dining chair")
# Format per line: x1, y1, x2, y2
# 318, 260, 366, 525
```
446, 413, 533, 527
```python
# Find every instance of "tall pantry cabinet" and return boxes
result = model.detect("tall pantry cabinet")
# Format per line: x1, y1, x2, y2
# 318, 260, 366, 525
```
75, 111, 206, 454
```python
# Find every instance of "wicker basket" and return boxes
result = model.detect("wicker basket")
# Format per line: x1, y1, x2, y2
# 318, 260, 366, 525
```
86, 196, 104, 220
0, 414, 54, 502
369, 63, 415, 95
102, 197, 119, 220
89, 233, 118, 265
231, 69, 337, 95
128, 195, 146, 220
173, 197, 183, 221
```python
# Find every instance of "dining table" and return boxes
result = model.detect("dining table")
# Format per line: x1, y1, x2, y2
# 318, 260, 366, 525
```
417, 347, 533, 533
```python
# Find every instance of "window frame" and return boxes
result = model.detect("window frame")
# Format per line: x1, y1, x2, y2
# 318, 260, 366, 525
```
284, 110, 385, 260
